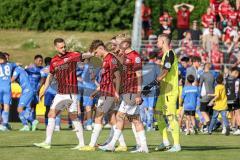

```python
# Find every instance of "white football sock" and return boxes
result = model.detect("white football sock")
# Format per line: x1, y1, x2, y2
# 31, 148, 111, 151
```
137, 130, 148, 152
132, 123, 141, 146
108, 128, 122, 149
89, 123, 102, 147
45, 118, 55, 144
104, 125, 114, 144
72, 120, 85, 147
113, 125, 126, 147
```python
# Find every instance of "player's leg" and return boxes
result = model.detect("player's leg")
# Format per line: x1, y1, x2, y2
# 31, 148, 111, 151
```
80, 96, 115, 151
208, 110, 219, 134
190, 112, 198, 134
99, 100, 127, 151
28, 94, 39, 131
146, 97, 155, 131
68, 95, 85, 149
34, 94, 72, 149
233, 109, 240, 135
0, 89, 12, 131
185, 114, 190, 135
18, 90, 34, 131
44, 91, 56, 127
220, 110, 230, 136
200, 102, 210, 132
164, 95, 181, 152
109, 110, 127, 152
131, 115, 148, 153
54, 114, 61, 131
83, 96, 93, 131
178, 107, 184, 132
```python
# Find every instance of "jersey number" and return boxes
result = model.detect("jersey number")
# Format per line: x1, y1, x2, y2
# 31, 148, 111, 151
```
0, 65, 11, 77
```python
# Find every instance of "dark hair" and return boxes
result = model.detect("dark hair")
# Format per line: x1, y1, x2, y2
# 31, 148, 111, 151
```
191, 56, 201, 63
54, 38, 65, 46
89, 40, 105, 53
3, 52, 9, 57
181, 56, 189, 62
148, 52, 157, 60
0, 52, 7, 61
230, 67, 238, 72
187, 74, 195, 84
44, 57, 52, 66
216, 74, 224, 84
34, 54, 43, 60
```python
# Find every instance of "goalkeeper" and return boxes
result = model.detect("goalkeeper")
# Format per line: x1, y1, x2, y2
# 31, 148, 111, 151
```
143, 34, 181, 152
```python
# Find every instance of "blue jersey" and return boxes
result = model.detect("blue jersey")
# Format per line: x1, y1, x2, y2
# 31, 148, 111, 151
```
25, 65, 43, 92
0, 62, 17, 89
82, 63, 97, 90
12, 66, 32, 91
40, 66, 57, 95
178, 63, 187, 80
182, 85, 199, 111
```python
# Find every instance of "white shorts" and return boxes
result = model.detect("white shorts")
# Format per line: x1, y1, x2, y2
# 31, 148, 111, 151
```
50, 94, 78, 113
118, 100, 140, 115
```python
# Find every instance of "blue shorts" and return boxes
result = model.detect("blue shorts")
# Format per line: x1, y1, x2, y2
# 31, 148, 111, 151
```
18, 89, 34, 108
0, 87, 11, 105
44, 91, 56, 107
83, 96, 93, 107
142, 96, 156, 109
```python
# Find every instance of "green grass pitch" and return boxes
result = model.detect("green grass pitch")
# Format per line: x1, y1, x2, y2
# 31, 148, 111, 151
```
0, 123, 239, 160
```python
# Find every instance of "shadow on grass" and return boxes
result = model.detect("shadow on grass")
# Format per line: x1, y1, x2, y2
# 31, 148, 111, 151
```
148, 145, 240, 152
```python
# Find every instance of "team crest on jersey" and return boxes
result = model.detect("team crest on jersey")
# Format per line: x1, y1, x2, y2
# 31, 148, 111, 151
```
135, 57, 141, 63
112, 58, 117, 65
64, 58, 69, 62
165, 62, 171, 69
125, 59, 130, 63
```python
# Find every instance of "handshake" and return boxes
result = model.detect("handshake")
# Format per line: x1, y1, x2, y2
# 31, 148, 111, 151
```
142, 79, 159, 96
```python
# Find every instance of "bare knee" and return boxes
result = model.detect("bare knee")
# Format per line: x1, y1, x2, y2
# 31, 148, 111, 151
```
48, 109, 57, 118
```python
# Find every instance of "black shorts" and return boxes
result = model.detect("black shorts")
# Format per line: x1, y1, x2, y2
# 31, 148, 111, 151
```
184, 110, 196, 116
142, 20, 150, 29
200, 102, 210, 112
228, 103, 240, 111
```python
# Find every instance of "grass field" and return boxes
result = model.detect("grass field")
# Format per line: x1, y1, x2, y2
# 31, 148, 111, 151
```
0, 30, 126, 65
0, 123, 239, 160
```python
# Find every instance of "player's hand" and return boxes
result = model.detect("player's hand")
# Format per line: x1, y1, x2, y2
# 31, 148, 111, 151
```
114, 92, 120, 102
135, 96, 142, 105
90, 91, 98, 99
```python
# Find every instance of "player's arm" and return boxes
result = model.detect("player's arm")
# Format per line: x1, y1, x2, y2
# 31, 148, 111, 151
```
157, 50, 174, 82
114, 70, 121, 101
11, 67, 19, 82
183, 3, 194, 12
174, 3, 183, 13
39, 73, 53, 99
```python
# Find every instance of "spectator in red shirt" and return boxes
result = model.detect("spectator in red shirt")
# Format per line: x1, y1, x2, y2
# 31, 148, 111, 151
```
210, 43, 223, 71
201, 7, 216, 30
218, 0, 231, 21
174, 3, 194, 40
141, 2, 151, 40
227, 6, 238, 27
222, 20, 233, 43
210, 0, 221, 17
159, 10, 173, 27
